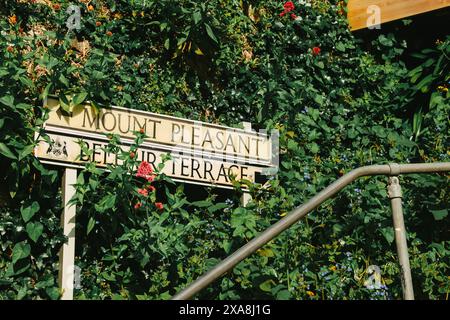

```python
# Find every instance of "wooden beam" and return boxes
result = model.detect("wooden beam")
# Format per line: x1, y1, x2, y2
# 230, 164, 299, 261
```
348, 0, 450, 31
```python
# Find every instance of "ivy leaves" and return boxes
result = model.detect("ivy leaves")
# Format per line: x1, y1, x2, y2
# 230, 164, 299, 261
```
19, 201, 44, 242
21, 201, 39, 223
11, 242, 31, 265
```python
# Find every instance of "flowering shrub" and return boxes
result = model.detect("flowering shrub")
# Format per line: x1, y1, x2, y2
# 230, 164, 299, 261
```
0, 0, 448, 300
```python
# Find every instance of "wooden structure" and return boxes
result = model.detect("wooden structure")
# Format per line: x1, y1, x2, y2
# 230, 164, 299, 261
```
348, 0, 450, 31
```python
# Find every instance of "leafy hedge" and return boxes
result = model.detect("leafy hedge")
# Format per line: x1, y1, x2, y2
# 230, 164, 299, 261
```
0, 0, 448, 300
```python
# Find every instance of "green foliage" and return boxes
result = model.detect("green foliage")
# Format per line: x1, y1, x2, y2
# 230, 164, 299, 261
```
0, 0, 448, 300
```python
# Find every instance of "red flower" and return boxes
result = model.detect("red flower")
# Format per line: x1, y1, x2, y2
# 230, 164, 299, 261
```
312, 46, 321, 56
291, 13, 297, 20
129, 151, 135, 159
280, 1, 295, 17
134, 202, 142, 210
284, 1, 295, 12
136, 161, 153, 179
137, 188, 148, 197
155, 202, 164, 210
147, 185, 156, 192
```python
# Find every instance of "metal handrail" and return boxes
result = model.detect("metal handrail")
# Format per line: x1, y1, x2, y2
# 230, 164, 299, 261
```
172, 162, 450, 300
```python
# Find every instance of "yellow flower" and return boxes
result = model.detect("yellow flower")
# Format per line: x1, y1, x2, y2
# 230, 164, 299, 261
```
8, 15, 17, 25
306, 291, 315, 297
329, 265, 337, 271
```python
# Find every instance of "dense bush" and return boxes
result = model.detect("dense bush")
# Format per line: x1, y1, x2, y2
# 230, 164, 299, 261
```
0, 0, 448, 300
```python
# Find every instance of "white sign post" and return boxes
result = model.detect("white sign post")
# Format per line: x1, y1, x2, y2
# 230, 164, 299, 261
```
58, 168, 77, 300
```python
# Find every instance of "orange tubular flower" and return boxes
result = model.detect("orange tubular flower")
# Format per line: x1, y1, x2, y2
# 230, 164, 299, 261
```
8, 15, 17, 25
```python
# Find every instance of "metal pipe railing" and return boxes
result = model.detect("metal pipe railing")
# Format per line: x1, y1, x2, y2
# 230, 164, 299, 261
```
172, 162, 450, 300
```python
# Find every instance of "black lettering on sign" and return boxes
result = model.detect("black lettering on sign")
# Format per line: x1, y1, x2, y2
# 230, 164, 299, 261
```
146, 119, 161, 139
204, 160, 214, 180
171, 123, 181, 143
228, 165, 239, 180
180, 157, 190, 177
92, 143, 103, 163
224, 135, 236, 153
79, 140, 91, 161
102, 112, 116, 131
118, 114, 131, 134
241, 166, 248, 179
146, 151, 157, 169
202, 130, 213, 149
215, 131, 224, 150
133, 116, 146, 132
192, 126, 201, 146
82, 109, 99, 129
238, 135, 250, 155
191, 158, 201, 179
217, 164, 229, 182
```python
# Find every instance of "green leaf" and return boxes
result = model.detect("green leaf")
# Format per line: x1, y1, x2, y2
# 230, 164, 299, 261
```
336, 42, 346, 52
42, 83, 52, 100
26, 222, 44, 242
259, 279, 275, 292
431, 209, 448, 221
59, 94, 71, 113
59, 74, 69, 87
0, 95, 14, 108
193, 11, 202, 24
16, 286, 27, 300
72, 92, 88, 106
205, 23, 218, 43
191, 200, 212, 207
314, 94, 324, 105
46, 287, 61, 300
276, 289, 292, 300
208, 203, 228, 213
0, 143, 17, 160
94, 194, 116, 213
19, 145, 35, 161
380, 227, 394, 244
87, 217, 96, 235
12, 242, 31, 264
21, 201, 40, 223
